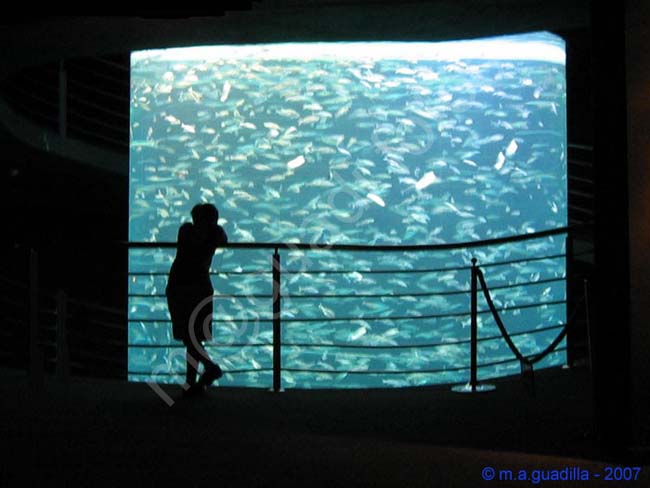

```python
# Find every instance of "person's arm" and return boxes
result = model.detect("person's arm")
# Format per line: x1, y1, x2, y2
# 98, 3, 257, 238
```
206, 224, 228, 248
218, 225, 228, 246
177, 222, 193, 246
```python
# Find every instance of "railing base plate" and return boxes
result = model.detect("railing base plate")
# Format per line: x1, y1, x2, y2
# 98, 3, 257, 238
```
451, 382, 496, 393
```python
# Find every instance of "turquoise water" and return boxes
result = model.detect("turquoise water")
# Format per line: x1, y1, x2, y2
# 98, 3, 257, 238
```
128, 32, 567, 388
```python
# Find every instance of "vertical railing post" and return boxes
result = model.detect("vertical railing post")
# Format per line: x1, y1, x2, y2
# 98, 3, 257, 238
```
55, 289, 70, 381
29, 249, 43, 390
58, 60, 67, 138
565, 232, 575, 368
470, 257, 478, 392
583, 278, 593, 372
272, 248, 282, 392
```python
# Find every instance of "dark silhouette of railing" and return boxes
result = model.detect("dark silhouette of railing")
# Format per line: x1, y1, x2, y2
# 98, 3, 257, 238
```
0, 225, 592, 391
0, 249, 127, 382
128, 225, 592, 391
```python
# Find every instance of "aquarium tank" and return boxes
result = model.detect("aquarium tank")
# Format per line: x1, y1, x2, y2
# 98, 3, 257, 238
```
129, 31, 567, 389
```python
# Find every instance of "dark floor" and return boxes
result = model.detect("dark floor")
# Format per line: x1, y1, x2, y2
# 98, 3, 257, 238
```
1, 366, 648, 487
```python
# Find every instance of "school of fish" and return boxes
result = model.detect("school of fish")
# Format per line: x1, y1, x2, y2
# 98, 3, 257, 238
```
128, 34, 568, 388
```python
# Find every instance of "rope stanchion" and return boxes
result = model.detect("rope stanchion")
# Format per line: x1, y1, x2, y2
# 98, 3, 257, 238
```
453, 254, 579, 395
452, 259, 495, 394
475, 266, 582, 396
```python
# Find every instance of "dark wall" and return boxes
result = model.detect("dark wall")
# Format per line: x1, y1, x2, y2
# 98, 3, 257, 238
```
626, 0, 650, 450
0, 130, 127, 308
562, 27, 593, 145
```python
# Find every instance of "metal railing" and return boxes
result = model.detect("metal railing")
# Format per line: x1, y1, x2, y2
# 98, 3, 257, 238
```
0, 249, 127, 382
128, 225, 592, 391
0, 224, 592, 391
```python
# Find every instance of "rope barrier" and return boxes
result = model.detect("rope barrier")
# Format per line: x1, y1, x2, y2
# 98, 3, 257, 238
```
476, 268, 583, 367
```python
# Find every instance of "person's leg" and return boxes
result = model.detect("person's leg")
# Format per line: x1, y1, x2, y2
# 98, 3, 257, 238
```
184, 341, 200, 387
185, 337, 218, 371
190, 339, 222, 386
183, 339, 221, 391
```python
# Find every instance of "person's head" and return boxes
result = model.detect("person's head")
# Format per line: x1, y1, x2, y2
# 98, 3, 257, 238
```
191, 203, 219, 226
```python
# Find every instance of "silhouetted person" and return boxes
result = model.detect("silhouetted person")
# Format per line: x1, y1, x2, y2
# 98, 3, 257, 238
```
166, 203, 228, 396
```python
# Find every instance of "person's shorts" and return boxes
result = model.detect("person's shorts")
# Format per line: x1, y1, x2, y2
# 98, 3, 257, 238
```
166, 287, 213, 343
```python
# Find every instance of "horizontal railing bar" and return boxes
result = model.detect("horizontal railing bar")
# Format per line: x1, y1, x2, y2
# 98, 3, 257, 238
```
82, 335, 125, 347
567, 158, 594, 169
128, 343, 272, 348
567, 142, 593, 152
0, 274, 28, 288
569, 189, 595, 199
86, 318, 127, 331
281, 323, 565, 349
3, 93, 59, 123
68, 97, 129, 122
127, 226, 574, 252
479, 253, 566, 268
568, 174, 594, 185
127, 348, 566, 377
127, 276, 566, 300
117, 323, 569, 350
128, 299, 566, 324
284, 290, 470, 299
0, 296, 27, 307
95, 56, 129, 72
284, 347, 567, 375
281, 366, 472, 374
274, 299, 567, 322
130, 368, 273, 375
3, 82, 59, 108
128, 291, 471, 299
573, 248, 594, 256
67, 60, 131, 86
128, 257, 566, 281
283, 264, 473, 274
128, 293, 273, 299
482, 276, 566, 291
567, 204, 594, 215
127, 267, 474, 277
129, 318, 273, 323
67, 297, 125, 315
128, 270, 269, 276
14, 72, 59, 92
67, 121, 128, 146
67, 106, 128, 133
67, 77, 130, 102
79, 351, 124, 364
